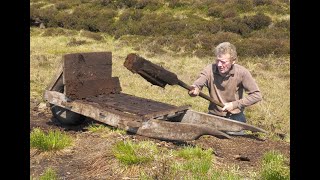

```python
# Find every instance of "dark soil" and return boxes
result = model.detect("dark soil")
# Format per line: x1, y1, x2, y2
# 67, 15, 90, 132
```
30, 99, 290, 179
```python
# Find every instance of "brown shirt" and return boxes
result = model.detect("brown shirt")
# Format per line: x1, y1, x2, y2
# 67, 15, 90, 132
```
192, 64, 262, 117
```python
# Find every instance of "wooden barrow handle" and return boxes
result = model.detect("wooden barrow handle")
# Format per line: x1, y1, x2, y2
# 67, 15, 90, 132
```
177, 80, 225, 108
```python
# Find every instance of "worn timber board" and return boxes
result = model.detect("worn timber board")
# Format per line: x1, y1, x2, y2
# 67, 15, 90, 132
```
65, 78, 122, 99
46, 90, 189, 124
84, 93, 189, 120
46, 64, 63, 91
45, 90, 230, 140
63, 52, 122, 99
63, 52, 112, 83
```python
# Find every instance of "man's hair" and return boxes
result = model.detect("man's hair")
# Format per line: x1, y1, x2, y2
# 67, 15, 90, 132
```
214, 42, 238, 61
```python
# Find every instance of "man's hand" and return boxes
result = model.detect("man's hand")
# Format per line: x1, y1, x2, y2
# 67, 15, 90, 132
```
188, 85, 200, 97
222, 102, 234, 112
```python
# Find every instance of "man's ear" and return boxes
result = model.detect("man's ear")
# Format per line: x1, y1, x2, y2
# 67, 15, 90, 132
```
232, 61, 236, 65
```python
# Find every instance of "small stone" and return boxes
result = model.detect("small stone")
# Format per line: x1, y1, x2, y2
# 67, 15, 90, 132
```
235, 154, 250, 161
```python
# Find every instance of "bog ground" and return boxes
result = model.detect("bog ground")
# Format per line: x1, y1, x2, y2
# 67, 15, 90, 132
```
30, 99, 290, 179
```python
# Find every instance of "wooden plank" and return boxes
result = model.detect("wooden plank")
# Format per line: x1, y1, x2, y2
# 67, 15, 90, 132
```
63, 52, 112, 85
46, 64, 63, 91
142, 105, 189, 120
65, 77, 122, 99
44, 90, 143, 129
64, 52, 112, 65
62, 51, 122, 99
136, 119, 230, 140
44, 90, 231, 140
179, 110, 267, 133
85, 93, 180, 116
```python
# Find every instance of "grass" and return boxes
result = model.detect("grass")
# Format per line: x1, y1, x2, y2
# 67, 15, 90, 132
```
240, 56, 290, 139
112, 140, 159, 165
39, 167, 58, 180
30, 167, 58, 180
209, 168, 242, 180
30, 27, 290, 139
87, 123, 108, 133
87, 123, 126, 136
138, 145, 241, 179
30, 128, 73, 151
258, 150, 290, 180
172, 146, 213, 175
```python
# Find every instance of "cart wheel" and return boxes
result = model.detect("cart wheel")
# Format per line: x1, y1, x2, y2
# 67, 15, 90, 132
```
50, 104, 85, 125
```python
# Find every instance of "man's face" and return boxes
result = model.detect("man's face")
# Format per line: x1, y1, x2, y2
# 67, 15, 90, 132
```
216, 53, 234, 75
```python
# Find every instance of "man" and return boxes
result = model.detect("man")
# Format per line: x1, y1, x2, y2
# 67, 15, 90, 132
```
188, 42, 262, 135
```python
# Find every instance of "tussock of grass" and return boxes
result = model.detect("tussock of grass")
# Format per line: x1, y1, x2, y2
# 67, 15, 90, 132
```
87, 123, 126, 136
172, 146, 214, 176
209, 169, 241, 180
39, 167, 58, 180
30, 128, 72, 151
175, 146, 213, 160
112, 140, 159, 165
87, 123, 109, 133
259, 150, 290, 180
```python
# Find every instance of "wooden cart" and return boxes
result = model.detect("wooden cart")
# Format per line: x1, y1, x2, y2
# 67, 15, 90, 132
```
44, 52, 266, 141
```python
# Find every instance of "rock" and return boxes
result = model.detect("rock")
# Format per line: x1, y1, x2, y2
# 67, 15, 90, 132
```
235, 154, 250, 161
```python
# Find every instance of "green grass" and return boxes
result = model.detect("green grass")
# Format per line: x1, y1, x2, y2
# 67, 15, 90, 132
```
259, 150, 290, 180
112, 140, 159, 165
209, 169, 241, 180
175, 146, 213, 160
30, 27, 290, 139
172, 146, 214, 176
240, 56, 290, 139
87, 123, 127, 136
39, 168, 58, 180
30, 128, 73, 151
87, 123, 109, 133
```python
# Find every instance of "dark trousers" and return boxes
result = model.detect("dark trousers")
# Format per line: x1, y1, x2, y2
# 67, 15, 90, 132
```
209, 112, 246, 123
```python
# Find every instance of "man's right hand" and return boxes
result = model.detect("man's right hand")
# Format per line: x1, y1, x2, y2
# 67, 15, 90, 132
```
188, 85, 200, 97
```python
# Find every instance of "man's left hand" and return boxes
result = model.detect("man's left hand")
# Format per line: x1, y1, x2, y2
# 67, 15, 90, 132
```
222, 102, 234, 112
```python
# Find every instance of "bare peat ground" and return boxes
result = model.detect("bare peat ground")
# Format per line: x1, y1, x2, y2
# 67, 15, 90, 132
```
30, 99, 290, 179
